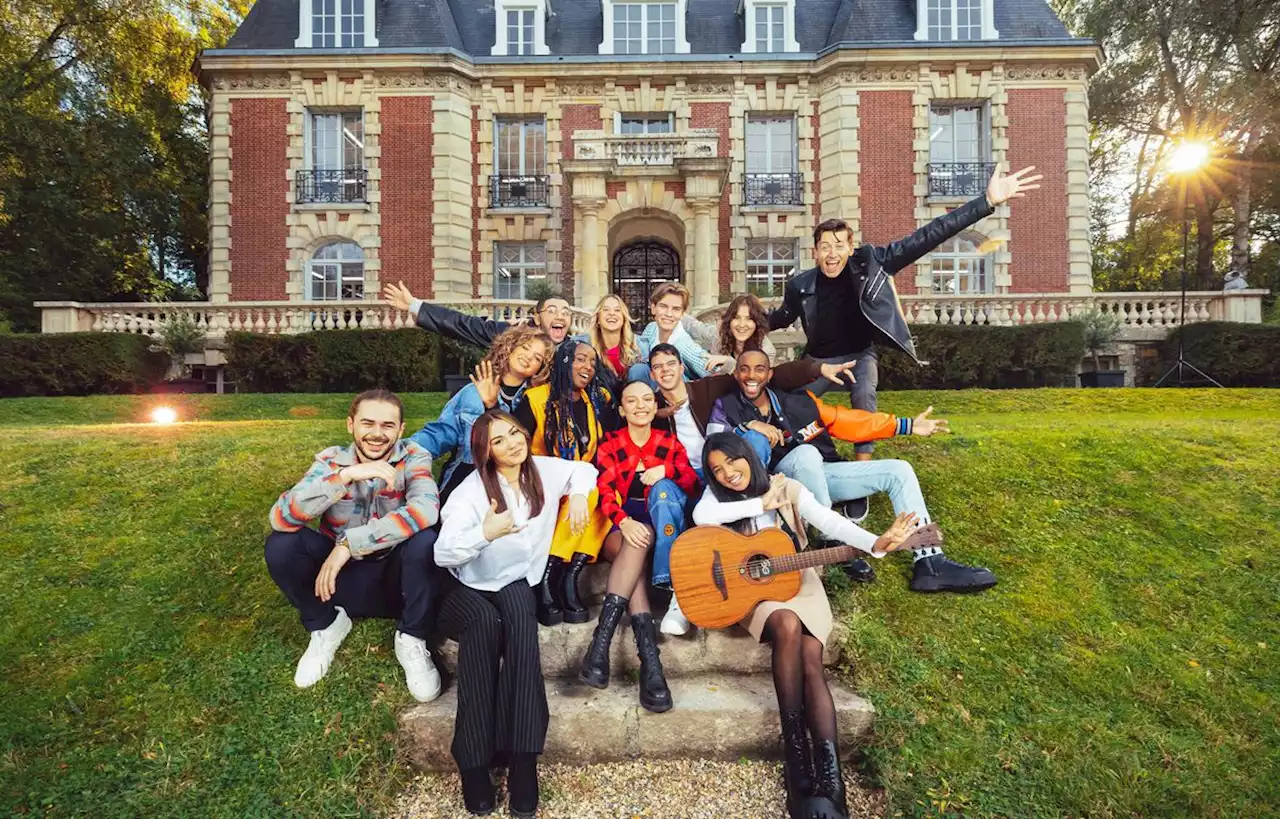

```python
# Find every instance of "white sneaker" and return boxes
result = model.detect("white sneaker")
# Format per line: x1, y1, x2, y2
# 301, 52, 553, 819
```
294, 606, 352, 688
395, 630, 443, 703
660, 594, 692, 636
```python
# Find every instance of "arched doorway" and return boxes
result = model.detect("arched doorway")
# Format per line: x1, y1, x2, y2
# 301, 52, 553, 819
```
612, 240, 681, 324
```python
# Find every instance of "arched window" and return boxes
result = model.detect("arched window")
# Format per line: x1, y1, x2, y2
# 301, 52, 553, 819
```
308, 241, 364, 301
930, 233, 993, 295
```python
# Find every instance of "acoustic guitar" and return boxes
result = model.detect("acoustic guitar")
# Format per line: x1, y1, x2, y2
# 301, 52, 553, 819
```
668, 526, 869, 629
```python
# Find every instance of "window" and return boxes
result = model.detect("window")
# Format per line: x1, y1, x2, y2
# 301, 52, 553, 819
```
755, 4, 786, 51
618, 114, 673, 135
916, 0, 995, 41
492, 119, 548, 206
928, 104, 992, 197
298, 0, 377, 48
299, 111, 366, 203
746, 116, 795, 174
746, 241, 796, 297
930, 235, 992, 295
494, 244, 548, 300
614, 3, 676, 54
308, 242, 365, 300
507, 8, 534, 55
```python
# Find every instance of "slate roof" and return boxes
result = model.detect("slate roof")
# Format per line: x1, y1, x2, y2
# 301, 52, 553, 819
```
222, 0, 1078, 53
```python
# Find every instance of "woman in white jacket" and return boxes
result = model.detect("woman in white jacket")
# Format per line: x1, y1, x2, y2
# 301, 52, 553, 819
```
436, 409, 597, 818
692, 432, 926, 819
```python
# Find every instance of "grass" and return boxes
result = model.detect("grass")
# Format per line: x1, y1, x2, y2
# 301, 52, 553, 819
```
1, 389, 1278, 817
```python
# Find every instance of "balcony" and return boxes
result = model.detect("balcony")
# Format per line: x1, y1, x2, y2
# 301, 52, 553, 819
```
490, 175, 550, 208
295, 169, 368, 205
927, 162, 996, 199
744, 172, 804, 207
572, 129, 719, 167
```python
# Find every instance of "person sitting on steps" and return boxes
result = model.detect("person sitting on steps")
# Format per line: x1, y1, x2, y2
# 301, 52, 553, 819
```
263, 389, 444, 702
693, 432, 927, 819
578, 380, 698, 713
435, 409, 597, 818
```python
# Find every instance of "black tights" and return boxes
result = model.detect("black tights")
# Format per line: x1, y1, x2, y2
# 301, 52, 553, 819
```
763, 609, 837, 742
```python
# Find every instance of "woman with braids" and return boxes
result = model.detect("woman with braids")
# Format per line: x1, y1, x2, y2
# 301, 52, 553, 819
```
692, 433, 929, 819
588, 293, 643, 388
412, 325, 552, 502
513, 338, 617, 626
713, 292, 778, 361
436, 409, 597, 817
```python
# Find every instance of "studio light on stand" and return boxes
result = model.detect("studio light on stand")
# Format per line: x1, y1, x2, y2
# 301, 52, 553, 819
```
1154, 140, 1223, 388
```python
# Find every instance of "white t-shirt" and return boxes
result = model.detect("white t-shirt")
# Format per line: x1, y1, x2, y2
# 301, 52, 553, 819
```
672, 402, 705, 471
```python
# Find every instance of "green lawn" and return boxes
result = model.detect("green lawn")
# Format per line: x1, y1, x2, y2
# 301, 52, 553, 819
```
1, 389, 1278, 818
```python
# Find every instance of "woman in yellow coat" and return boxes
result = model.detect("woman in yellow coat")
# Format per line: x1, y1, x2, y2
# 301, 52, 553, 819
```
513, 337, 616, 625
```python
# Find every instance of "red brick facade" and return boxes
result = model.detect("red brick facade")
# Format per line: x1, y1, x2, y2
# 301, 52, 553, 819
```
857, 91, 919, 294
380, 96, 436, 298
560, 104, 603, 295
1006, 89, 1069, 293
229, 98, 290, 300
690, 102, 732, 298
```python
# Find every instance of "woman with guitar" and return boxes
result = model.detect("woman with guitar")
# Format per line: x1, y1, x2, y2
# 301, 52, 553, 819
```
689, 433, 928, 819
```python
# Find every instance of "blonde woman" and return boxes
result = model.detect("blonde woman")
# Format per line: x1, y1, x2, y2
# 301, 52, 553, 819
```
589, 294, 642, 385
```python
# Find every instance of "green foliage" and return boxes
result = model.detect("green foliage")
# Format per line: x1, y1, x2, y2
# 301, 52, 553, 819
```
878, 323, 1085, 389
1080, 308, 1123, 370
0, 332, 168, 397
524, 278, 558, 304
225, 329, 443, 393
155, 314, 206, 379
1144, 322, 1280, 386
440, 336, 486, 376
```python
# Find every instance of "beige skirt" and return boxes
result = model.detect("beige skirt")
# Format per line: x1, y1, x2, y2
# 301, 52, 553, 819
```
740, 567, 833, 646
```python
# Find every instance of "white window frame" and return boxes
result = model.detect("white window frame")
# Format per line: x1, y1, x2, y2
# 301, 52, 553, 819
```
304, 109, 365, 171
745, 114, 797, 173
929, 234, 993, 295
746, 240, 797, 298
494, 243, 548, 300
296, 0, 378, 47
913, 0, 997, 41
600, 0, 691, 55
494, 118, 547, 176
614, 112, 675, 135
740, 0, 800, 54
307, 241, 365, 301
491, 0, 550, 56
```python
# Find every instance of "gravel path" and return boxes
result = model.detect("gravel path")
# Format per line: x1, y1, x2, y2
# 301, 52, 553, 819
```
391, 759, 885, 819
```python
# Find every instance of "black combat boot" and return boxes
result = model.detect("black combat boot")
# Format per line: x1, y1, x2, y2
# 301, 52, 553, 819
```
560, 551, 592, 623
536, 556, 564, 626
780, 710, 813, 819
578, 592, 627, 688
630, 612, 673, 713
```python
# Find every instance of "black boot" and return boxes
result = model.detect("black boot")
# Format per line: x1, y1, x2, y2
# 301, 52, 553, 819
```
630, 612, 673, 713
809, 739, 848, 818
909, 553, 997, 593
536, 557, 564, 626
506, 752, 538, 819
459, 766, 496, 816
578, 592, 627, 689
561, 552, 592, 624
841, 558, 876, 584
780, 710, 813, 819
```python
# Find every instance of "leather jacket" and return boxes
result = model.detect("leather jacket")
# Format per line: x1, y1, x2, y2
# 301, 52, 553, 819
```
768, 194, 995, 362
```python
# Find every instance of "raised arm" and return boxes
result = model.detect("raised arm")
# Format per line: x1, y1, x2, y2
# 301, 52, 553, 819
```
380, 280, 508, 348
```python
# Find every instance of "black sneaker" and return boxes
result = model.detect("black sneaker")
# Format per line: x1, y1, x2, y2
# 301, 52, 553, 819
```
910, 555, 997, 593
839, 497, 869, 523
842, 558, 876, 584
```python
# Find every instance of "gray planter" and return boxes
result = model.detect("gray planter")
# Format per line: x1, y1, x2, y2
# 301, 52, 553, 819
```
1079, 371, 1125, 388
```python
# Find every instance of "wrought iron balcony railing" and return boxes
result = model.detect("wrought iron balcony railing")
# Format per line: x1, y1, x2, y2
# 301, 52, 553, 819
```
927, 162, 996, 198
744, 172, 804, 206
296, 169, 368, 204
490, 175, 550, 208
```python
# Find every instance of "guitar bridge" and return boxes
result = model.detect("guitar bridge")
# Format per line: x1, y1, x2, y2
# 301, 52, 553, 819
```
711, 550, 728, 601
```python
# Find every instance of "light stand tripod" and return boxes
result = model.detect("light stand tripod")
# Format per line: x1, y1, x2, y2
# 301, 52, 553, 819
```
1154, 181, 1222, 388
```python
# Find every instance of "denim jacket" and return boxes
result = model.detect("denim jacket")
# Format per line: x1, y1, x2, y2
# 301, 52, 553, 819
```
410, 381, 530, 486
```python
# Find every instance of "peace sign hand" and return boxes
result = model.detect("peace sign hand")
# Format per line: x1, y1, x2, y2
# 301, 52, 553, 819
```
986, 165, 1042, 207
481, 498, 524, 542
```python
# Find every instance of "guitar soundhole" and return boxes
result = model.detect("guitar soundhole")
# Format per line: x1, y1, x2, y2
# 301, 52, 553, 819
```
739, 552, 774, 583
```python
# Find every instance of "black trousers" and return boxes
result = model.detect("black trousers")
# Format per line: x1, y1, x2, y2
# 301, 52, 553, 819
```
264, 527, 442, 639
436, 579, 548, 770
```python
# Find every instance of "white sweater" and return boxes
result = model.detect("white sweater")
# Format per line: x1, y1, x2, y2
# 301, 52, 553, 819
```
437, 456, 598, 591
691, 484, 883, 556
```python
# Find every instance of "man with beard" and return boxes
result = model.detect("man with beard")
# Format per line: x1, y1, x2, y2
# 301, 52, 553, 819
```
382, 280, 573, 348
706, 351, 996, 593
264, 389, 445, 700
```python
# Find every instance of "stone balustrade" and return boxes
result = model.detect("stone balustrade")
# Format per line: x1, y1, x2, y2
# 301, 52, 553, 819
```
572, 128, 720, 167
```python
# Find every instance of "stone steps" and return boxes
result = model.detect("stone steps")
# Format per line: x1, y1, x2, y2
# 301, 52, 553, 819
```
399, 673, 876, 770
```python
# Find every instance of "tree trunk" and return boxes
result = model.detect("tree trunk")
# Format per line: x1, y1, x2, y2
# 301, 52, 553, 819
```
1230, 128, 1259, 282
1194, 201, 1216, 290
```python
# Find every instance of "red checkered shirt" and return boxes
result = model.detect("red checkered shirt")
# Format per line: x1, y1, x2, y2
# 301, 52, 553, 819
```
595, 427, 698, 526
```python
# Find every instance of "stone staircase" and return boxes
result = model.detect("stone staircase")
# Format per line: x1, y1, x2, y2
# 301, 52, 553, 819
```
398, 565, 876, 770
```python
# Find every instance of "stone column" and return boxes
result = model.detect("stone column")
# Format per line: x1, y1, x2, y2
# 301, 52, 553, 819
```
690, 200, 716, 310
678, 156, 731, 310
563, 158, 613, 306
579, 200, 606, 306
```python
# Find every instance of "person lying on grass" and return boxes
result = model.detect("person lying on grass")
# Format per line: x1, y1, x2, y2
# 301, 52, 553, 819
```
264, 389, 444, 702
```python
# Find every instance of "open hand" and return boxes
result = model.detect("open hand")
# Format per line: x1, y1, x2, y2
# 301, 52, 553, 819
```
567, 493, 589, 535
470, 359, 501, 409
315, 539, 352, 602
819, 360, 857, 386
748, 421, 785, 448
482, 498, 524, 542
873, 512, 920, 554
619, 517, 653, 550
381, 280, 416, 313
911, 406, 951, 437
706, 354, 734, 373
986, 165, 1042, 207
640, 463, 667, 486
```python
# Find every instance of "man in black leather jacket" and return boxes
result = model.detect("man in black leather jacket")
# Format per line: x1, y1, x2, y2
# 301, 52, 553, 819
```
381, 281, 573, 349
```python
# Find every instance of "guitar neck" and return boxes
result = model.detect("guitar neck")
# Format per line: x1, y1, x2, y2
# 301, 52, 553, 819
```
763, 545, 865, 577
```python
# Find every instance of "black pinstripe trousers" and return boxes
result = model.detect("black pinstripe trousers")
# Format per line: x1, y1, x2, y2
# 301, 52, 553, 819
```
436, 579, 548, 770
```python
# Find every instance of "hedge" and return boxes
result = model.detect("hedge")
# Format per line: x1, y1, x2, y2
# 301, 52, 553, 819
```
876, 322, 1085, 390
225, 328, 443, 393
0, 333, 170, 397
1141, 322, 1280, 387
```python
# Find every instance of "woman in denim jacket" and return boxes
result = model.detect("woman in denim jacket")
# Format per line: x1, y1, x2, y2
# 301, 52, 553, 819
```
411, 325, 553, 501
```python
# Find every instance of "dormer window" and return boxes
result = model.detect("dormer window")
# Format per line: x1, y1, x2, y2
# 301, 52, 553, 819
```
740, 0, 799, 53
600, 0, 691, 55
296, 0, 378, 47
492, 0, 550, 56
914, 0, 997, 41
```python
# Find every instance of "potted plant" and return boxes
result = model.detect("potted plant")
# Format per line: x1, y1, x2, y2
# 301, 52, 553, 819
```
1079, 308, 1125, 388
152, 313, 208, 393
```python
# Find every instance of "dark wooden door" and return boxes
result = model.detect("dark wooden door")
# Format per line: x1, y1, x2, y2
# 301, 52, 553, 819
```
612, 241, 681, 325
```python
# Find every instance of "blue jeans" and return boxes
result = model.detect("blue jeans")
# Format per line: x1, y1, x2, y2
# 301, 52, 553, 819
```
617, 478, 688, 588
773, 443, 931, 522
804, 347, 878, 455
741, 429, 774, 471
